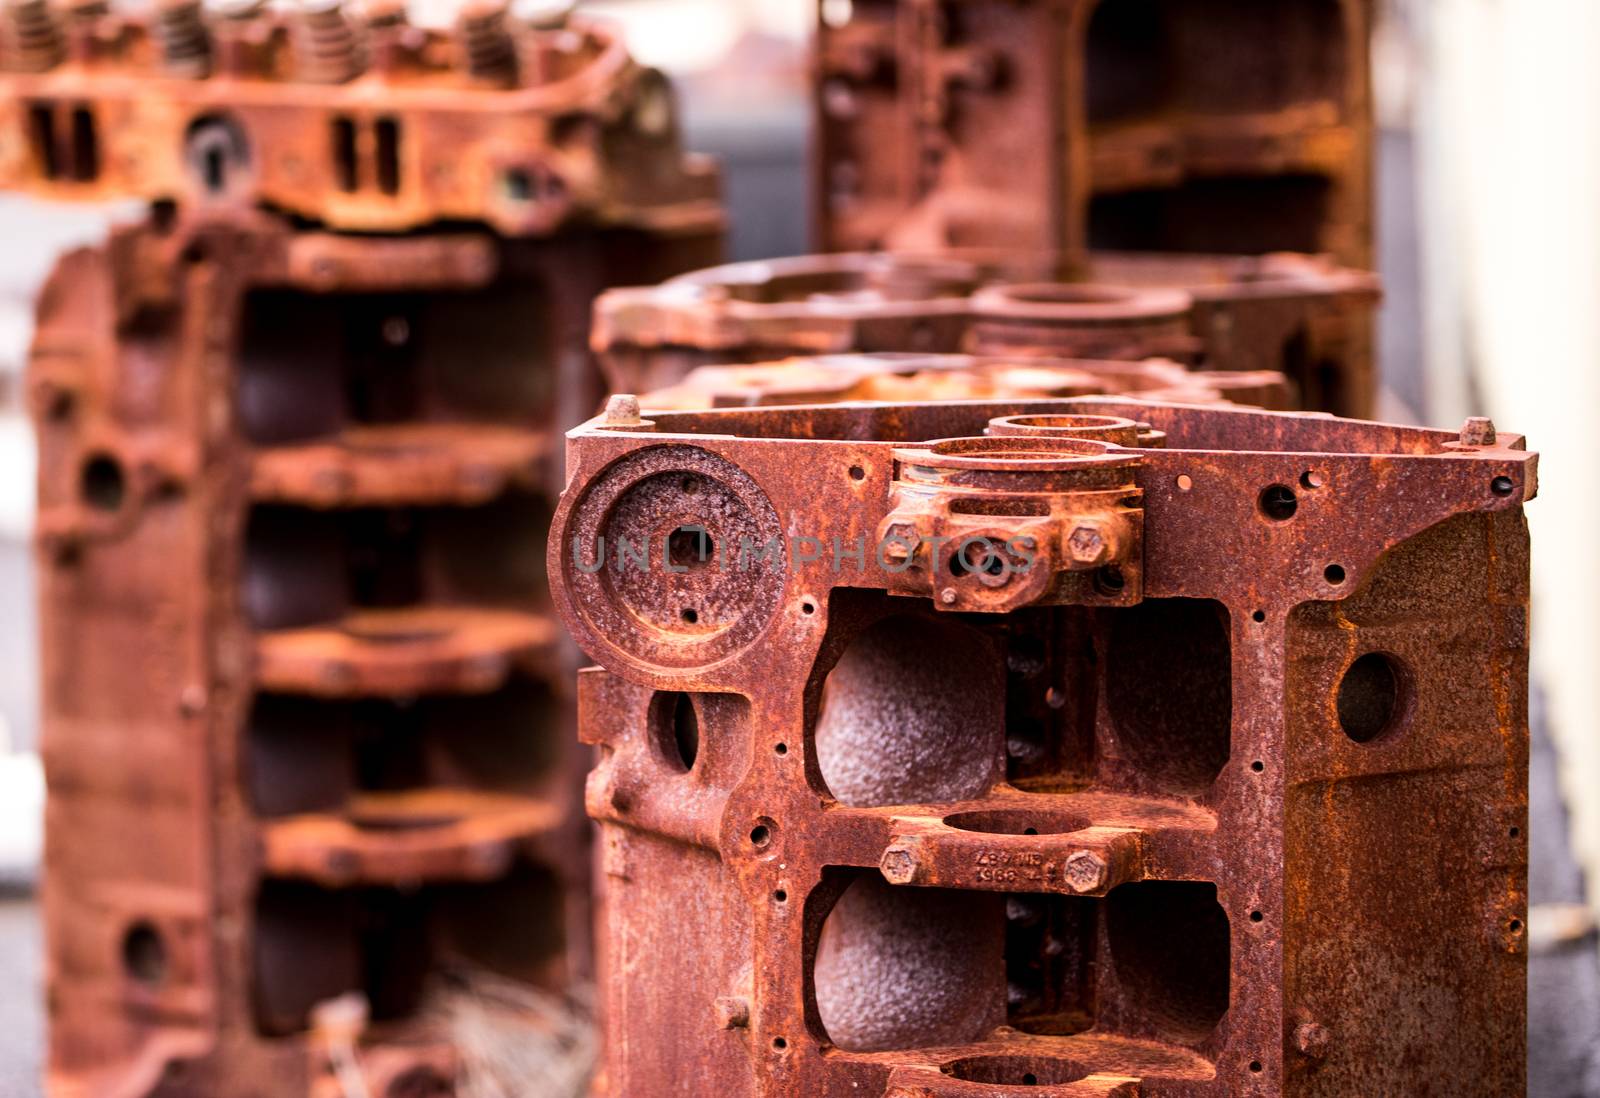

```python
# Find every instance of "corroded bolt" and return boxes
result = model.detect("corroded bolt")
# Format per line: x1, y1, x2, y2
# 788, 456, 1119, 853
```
1062, 850, 1108, 893
938, 586, 958, 605
1294, 1022, 1330, 1061
879, 845, 922, 885
603, 394, 642, 426
879, 522, 918, 563
1067, 522, 1109, 566
457, 0, 517, 84
714, 996, 749, 1030
154, 0, 211, 77
1459, 416, 1497, 447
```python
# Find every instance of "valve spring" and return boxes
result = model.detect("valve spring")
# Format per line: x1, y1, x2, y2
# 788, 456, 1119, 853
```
362, 0, 406, 30
65, 0, 106, 23
154, 0, 211, 76
3, 0, 64, 72
457, 0, 516, 84
295, 0, 362, 83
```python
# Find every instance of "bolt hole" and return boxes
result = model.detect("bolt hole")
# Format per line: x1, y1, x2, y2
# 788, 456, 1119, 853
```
668, 525, 714, 569
774, 742, 788, 756
1251, 610, 1266, 623
1509, 918, 1524, 933
750, 824, 771, 847
801, 599, 817, 615
1300, 470, 1325, 489
1249, 910, 1264, 923
80, 453, 126, 512
773, 890, 787, 903
1491, 475, 1515, 497
848, 464, 866, 481
681, 608, 699, 625
1176, 474, 1193, 491
1337, 652, 1406, 743
1324, 564, 1346, 586
1250, 760, 1264, 773
1509, 826, 1520, 838
1258, 484, 1298, 521
1249, 1060, 1264, 1074
1094, 565, 1126, 594
122, 922, 166, 985
772, 1037, 788, 1050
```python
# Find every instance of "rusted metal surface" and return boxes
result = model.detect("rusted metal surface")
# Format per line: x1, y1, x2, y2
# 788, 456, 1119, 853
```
30, 191, 718, 1096
0, 5, 722, 236
814, 0, 1373, 270
550, 396, 1532, 1096
596, 251, 1379, 417
638, 352, 1292, 412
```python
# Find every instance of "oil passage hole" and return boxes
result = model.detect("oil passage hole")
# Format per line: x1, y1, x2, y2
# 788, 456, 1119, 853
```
668, 525, 714, 568
680, 608, 699, 624
772, 1037, 788, 1050
750, 824, 771, 847
1491, 475, 1516, 497
1324, 564, 1346, 585
1300, 470, 1324, 489
1250, 1061, 1264, 1073
848, 464, 866, 481
774, 890, 787, 903
774, 742, 788, 755
1250, 760, 1264, 773
1258, 484, 1298, 521
80, 454, 126, 511
802, 599, 817, 615
122, 922, 167, 985
1251, 610, 1266, 623
1337, 652, 1405, 744
1250, 910, 1264, 923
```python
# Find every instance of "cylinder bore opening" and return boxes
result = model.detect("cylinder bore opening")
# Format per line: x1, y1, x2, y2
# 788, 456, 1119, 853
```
814, 615, 1003, 807
813, 872, 1004, 1052
943, 810, 1089, 836
1104, 598, 1232, 793
1336, 651, 1406, 744
651, 690, 700, 772
941, 1055, 1089, 1086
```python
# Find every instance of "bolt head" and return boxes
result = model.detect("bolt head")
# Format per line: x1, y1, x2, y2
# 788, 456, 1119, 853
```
879, 846, 919, 884
1063, 850, 1108, 892
1294, 1021, 1330, 1060
1067, 524, 1108, 565
603, 394, 642, 426
714, 996, 750, 1029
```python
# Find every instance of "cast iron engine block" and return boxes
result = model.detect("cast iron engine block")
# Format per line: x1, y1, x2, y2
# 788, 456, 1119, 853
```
595, 251, 1379, 419
814, 0, 1373, 269
550, 396, 1531, 1097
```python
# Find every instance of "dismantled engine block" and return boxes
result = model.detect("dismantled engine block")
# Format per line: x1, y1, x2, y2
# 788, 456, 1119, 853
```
20, 8, 722, 1095
595, 251, 1379, 418
814, 0, 1373, 269
550, 396, 1532, 1096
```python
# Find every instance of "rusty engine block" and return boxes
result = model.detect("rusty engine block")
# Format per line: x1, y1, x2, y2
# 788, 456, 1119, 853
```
549, 396, 1532, 1096
814, 0, 1373, 269
19, 6, 721, 1095
596, 251, 1379, 419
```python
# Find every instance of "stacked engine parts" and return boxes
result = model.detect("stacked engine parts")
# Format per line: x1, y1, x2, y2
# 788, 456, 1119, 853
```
15, 3, 720, 1095
549, 398, 1534, 1097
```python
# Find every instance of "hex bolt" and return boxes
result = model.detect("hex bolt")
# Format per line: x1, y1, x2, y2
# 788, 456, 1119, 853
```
714, 996, 749, 1030
1459, 416, 1497, 447
879, 845, 922, 885
603, 394, 642, 427
1067, 522, 1109, 566
938, 586, 957, 605
1062, 850, 1108, 893
1294, 1021, 1330, 1061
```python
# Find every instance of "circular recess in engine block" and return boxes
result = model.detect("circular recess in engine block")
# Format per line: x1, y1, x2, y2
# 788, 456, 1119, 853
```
559, 445, 786, 672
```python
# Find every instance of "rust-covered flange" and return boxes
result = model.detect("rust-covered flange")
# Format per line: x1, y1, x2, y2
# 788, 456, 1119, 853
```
594, 250, 1380, 417
0, 6, 722, 236
813, 0, 1374, 271
29, 200, 722, 1096
550, 395, 1533, 1097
